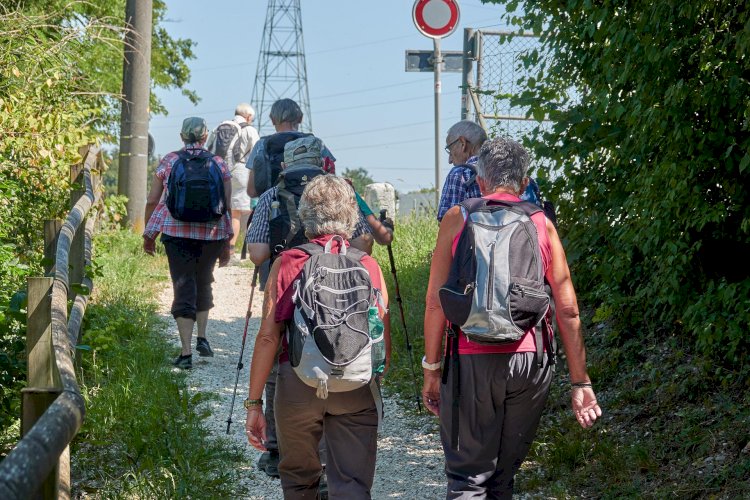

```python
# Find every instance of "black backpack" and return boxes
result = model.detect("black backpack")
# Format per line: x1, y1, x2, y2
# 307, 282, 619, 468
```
166, 150, 226, 222
209, 120, 250, 166
253, 131, 311, 195
268, 164, 326, 260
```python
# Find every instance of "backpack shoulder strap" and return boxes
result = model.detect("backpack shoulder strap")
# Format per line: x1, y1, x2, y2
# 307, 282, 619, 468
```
345, 246, 367, 263
460, 197, 487, 214
296, 242, 325, 257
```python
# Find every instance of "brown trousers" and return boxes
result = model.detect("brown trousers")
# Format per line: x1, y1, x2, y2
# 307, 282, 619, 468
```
275, 362, 378, 499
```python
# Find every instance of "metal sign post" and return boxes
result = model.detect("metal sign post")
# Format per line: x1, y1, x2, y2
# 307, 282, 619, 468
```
411, 0, 460, 207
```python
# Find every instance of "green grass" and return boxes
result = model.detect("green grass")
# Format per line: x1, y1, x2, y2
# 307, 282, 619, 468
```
372, 214, 438, 410
72, 230, 249, 498
377, 214, 750, 498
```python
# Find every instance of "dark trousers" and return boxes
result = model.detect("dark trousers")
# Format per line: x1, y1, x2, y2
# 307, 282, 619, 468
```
161, 235, 224, 320
440, 352, 553, 499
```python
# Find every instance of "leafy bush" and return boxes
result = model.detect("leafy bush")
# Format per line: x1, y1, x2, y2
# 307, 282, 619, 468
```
373, 214, 438, 406
485, 0, 750, 366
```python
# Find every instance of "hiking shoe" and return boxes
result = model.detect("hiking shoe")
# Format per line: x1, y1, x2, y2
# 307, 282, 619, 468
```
318, 469, 328, 499
263, 449, 280, 478
173, 354, 192, 370
196, 337, 214, 357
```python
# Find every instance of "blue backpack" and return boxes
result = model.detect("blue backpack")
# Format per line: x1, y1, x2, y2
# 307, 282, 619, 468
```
166, 150, 226, 222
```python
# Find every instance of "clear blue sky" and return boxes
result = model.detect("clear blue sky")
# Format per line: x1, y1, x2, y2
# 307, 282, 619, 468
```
150, 0, 510, 193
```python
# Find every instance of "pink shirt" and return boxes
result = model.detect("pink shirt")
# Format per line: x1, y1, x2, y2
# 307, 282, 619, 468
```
450, 193, 552, 355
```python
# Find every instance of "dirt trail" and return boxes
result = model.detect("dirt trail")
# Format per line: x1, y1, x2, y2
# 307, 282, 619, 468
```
157, 263, 447, 498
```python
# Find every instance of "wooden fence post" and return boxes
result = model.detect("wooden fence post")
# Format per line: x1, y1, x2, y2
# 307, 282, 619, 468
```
21, 388, 62, 499
44, 220, 62, 276
26, 277, 54, 388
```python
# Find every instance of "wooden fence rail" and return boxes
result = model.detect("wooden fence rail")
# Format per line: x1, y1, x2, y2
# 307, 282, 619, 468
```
0, 145, 104, 499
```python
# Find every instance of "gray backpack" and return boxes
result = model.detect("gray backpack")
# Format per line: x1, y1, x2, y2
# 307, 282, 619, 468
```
439, 198, 550, 344
287, 237, 376, 398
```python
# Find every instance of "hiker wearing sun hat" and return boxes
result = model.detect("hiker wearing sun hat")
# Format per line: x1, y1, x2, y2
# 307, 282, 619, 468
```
143, 116, 233, 370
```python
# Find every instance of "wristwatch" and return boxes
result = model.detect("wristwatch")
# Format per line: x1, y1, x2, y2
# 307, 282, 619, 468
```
421, 356, 441, 371
244, 398, 263, 409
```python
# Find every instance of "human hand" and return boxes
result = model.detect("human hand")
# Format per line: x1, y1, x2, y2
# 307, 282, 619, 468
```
422, 370, 441, 417
143, 235, 156, 255
571, 386, 602, 428
245, 408, 267, 451
218, 239, 231, 267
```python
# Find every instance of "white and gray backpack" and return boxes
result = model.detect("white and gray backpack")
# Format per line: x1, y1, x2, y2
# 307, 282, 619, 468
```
287, 237, 376, 398
439, 198, 551, 346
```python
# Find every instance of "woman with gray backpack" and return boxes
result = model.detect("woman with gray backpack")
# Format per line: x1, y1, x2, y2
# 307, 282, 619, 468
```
422, 136, 601, 498
244, 175, 391, 499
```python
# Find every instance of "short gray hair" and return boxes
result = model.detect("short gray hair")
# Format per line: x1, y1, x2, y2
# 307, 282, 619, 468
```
270, 98, 303, 125
299, 176, 358, 239
447, 120, 487, 154
235, 102, 255, 118
476, 137, 529, 193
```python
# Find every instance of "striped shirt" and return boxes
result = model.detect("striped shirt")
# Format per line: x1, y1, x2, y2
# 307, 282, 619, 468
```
143, 144, 233, 241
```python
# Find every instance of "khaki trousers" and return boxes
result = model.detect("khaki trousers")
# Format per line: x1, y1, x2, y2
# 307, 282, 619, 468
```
275, 362, 378, 499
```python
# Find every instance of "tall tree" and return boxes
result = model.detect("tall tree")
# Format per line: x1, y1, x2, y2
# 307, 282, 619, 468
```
484, 0, 750, 362
342, 167, 375, 195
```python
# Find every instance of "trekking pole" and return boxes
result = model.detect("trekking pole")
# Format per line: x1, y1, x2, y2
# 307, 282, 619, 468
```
380, 210, 423, 414
226, 266, 259, 434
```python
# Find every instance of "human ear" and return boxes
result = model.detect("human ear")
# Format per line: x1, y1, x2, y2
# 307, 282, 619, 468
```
519, 176, 530, 195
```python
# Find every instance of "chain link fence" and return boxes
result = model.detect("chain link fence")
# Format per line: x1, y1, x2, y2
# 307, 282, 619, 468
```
462, 30, 550, 142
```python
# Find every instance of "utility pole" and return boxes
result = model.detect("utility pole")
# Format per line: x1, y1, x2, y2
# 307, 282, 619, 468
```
251, 0, 312, 136
118, 0, 152, 233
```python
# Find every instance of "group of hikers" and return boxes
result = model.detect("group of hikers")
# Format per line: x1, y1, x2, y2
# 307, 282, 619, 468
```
142, 97, 601, 499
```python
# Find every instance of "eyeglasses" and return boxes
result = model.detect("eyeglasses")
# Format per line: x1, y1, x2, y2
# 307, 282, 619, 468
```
444, 137, 461, 154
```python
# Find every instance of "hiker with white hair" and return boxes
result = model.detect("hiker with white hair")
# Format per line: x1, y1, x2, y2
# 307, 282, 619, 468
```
206, 102, 260, 262
436, 119, 488, 221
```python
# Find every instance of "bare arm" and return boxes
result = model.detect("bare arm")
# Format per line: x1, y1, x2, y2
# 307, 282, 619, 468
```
249, 243, 271, 265
544, 218, 601, 428
246, 169, 258, 198
366, 214, 394, 246
245, 259, 283, 450
144, 173, 163, 225
421, 205, 464, 415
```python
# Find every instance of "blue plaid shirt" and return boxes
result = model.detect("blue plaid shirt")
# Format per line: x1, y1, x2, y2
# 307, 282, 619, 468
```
437, 156, 480, 221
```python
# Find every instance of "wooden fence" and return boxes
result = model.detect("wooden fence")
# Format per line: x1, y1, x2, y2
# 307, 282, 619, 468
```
0, 145, 104, 499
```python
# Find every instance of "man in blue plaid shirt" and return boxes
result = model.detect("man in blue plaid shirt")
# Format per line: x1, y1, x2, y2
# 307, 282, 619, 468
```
437, 120, 488, 221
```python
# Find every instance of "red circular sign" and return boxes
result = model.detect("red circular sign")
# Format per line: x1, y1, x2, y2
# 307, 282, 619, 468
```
412, 0, 460, 39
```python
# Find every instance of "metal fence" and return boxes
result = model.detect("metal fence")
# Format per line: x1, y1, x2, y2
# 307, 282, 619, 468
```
0, 146, 103, 499
461, 29, 551, 141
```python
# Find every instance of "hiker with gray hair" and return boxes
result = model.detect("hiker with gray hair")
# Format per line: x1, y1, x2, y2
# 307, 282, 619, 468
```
246, 98, 336, 199
436, 119, 488, 221
422, 136, 601, 497
245, 174, 390, 499
143, 117, 233, 370
206, 102, 260, 262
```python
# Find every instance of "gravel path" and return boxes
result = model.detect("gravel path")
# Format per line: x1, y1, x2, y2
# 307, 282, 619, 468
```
158, 263, 447, 499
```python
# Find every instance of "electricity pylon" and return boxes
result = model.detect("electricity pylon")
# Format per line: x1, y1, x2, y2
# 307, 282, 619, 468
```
251, 0, 312, 136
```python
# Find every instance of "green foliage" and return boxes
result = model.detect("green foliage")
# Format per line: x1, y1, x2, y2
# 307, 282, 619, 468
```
3, 0, 198, 120
342, 167, 376, 195
372, 214, 438, 407
74, 230, 248, 497
483, 0, 750, 364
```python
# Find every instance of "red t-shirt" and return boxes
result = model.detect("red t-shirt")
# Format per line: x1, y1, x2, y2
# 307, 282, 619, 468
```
274, 235, 385, 362
449, 193, 552, 355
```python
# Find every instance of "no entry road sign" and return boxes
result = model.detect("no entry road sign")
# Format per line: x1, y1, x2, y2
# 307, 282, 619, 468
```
412, 0, 460, 39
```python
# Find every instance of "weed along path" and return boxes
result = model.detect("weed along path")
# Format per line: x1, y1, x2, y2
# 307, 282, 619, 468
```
157, 262, 447, 498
